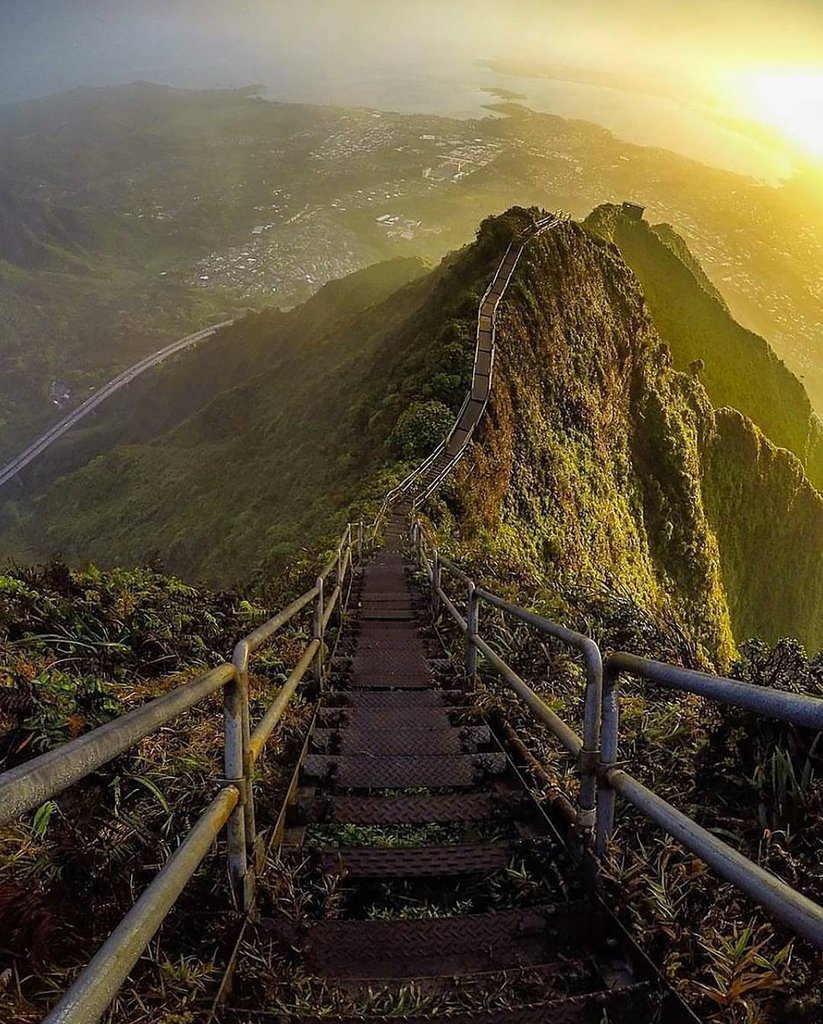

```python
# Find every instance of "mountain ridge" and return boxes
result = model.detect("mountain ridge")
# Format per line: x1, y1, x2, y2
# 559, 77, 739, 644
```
3, 208, 821, 657
584, 202, 823, 490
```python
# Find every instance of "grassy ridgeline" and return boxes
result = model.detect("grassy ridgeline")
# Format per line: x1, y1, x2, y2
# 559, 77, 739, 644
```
584, 203, 823, 491
3, 208, 822, 656
436, 218, 823, 659
0, 213, 533, 587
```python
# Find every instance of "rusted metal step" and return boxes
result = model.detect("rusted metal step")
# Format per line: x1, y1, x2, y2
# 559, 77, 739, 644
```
227, 983, 666, 1024
359, 608, 416, 621
348, 675, 432, 691
261, 903, 594, 979
310, 729, 455, 756
311, 726, 489, 756
316, 710, 454, 733
318, 843, 511, 878
300, 791, 502, 825
302, 753, 506, 789
334, 690, 468, 708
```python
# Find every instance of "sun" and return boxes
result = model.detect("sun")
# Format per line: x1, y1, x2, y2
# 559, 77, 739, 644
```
735, 69, 823, 161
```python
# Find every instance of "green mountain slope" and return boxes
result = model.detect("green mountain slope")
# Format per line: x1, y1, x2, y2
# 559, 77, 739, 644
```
6, 257, 429, 499
584, 203, 823, 490
0, 230, 502, 583
434, 217, 823, 657
3, 210, 821, 657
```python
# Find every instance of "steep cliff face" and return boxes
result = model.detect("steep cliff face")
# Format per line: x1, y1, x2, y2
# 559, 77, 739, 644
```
443, 219, 823, 660
704, 408, 823, 650
584, 203, 823, 491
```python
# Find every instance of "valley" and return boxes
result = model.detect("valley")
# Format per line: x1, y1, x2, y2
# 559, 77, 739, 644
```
1, 83, 822, 474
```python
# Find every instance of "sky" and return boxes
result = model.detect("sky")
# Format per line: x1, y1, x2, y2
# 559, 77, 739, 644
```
1, 0, 822, 180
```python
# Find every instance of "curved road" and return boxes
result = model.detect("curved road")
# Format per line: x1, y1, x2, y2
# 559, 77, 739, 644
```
0, 320, 233, 491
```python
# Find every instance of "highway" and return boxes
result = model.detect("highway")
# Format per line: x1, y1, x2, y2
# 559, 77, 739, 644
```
0, 320, 233, 491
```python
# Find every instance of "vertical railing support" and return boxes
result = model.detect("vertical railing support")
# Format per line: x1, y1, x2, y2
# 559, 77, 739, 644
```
337, 532, 346, 590
414, 522, 422, 567
431, 551, 442, 619
596, 662, 620, 857
313, 576, 325, 688
223, 667, 250, 910
575, 640, 603, 847
357, 521, 364, 564
232, 641, 258, 863
465, 580, 479, 683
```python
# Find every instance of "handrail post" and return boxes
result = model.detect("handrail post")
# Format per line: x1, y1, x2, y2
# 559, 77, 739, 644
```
232, 641, 258, 863
223, 666, 250, 910
313, 576, 325, 687
431, 551, 442, 619
465, 580, 479, 683
414, 522, 422, 566
596, 662, 620, 857
357, 520, 364, 564
576, 641, 603, 846
337, 531, 346, 589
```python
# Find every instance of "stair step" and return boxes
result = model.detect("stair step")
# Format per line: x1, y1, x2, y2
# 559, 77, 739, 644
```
311, 726, 489, 756
318, 842, 512, 878
300, 791, 502, 825
331, 690, 468, 708
261, 903, 597, 979
302, 753, 506, 789
359, 609, 416, 621
228, 984, 663, 1024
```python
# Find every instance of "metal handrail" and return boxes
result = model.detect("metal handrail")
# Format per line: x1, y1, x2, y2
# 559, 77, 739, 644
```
0, 520, 363, 1024
411, 520, 823, 950
0, 663, 235, 826
412, 524, 597, 836
474, 588, 602, 832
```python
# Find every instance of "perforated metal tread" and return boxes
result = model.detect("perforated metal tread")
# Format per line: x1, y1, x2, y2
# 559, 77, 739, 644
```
301, 791, 502, 825
302, 753, 506, 789
318, 842, 511, 878
261, 903, 593, 978
311, 726, 490, 756
321, 706, 453, 727
227, 984, 665, 1024
332, 690, 468, 708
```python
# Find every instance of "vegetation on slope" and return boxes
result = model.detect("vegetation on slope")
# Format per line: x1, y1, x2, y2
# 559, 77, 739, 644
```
4, 206, 822, 654
584, 203, 823, 490
0, 560, 319, 1022
704, 409, 823, 648
429, 216, 823, 656
2, 207, 822, 1022
1, 213, 534, 587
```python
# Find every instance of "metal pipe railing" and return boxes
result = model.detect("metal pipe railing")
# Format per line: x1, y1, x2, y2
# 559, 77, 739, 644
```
416, 529, 591, 831
413, 519, 823, 950
604, 768, 823, 949
0, 663, 235, 826
597, 652, 823, 855
474, 588, 602, 834
248, 640, 321, 762
43, 786, 240, 1024
0, 519, 363, 1024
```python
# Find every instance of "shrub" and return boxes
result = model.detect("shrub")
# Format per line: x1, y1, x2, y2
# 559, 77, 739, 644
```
390, 400, 454, 459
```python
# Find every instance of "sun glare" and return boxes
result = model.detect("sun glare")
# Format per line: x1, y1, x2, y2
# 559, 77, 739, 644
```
736, 69, 823, 160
